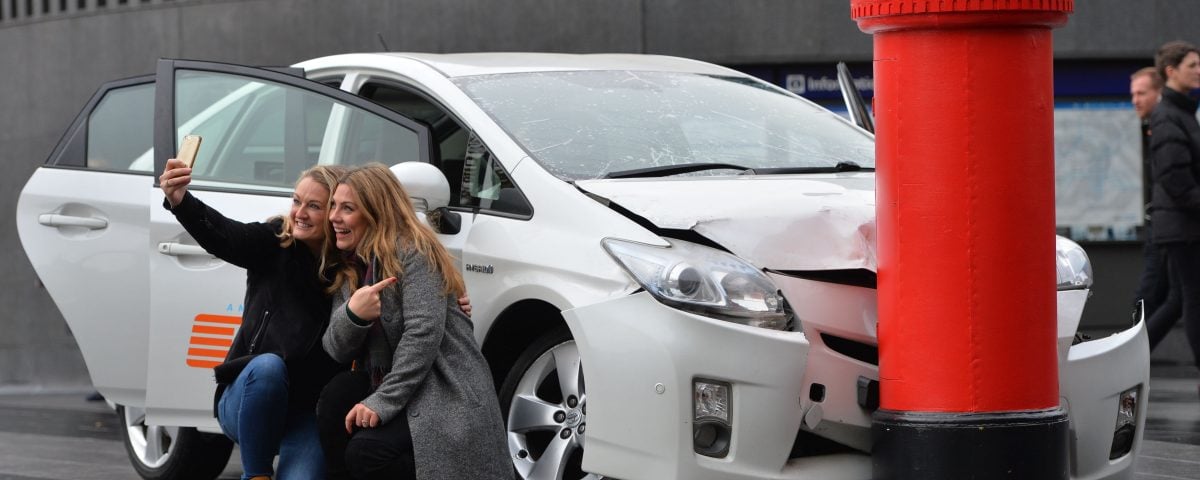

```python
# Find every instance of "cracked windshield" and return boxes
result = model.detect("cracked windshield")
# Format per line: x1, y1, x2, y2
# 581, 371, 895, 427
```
455, 70, 875, 180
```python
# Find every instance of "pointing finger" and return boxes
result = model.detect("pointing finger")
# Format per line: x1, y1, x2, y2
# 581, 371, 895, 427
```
369, 277, 398, 292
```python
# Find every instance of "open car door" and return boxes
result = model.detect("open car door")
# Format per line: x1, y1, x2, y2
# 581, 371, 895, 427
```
145, 59, 433, 431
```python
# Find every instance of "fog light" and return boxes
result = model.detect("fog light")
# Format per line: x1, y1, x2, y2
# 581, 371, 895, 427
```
694, 380, 731, 424
1109, 386, 1139, 459
693, 379, 732, 458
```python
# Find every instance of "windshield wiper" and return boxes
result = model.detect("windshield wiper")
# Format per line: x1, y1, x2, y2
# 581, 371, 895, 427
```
741, 161, 873, 175
603, 163, 750, 179
602, 161, 873, 179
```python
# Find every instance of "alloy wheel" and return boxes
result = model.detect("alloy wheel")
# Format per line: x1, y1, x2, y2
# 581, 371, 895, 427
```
506, 339, 602, 480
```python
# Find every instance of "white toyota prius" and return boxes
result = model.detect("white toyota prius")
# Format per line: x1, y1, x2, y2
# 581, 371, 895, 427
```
17, 53, 1148, 480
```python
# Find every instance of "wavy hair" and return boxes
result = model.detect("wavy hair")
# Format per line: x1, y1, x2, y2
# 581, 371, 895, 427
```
329, 163, 465, 297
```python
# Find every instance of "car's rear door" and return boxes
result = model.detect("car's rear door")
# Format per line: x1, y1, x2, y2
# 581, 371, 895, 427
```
15, 77, 155, 409
145, 59, 433, 428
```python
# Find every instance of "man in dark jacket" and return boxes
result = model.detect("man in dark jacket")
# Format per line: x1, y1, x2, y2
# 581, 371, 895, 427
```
1146, 41, 1200, 369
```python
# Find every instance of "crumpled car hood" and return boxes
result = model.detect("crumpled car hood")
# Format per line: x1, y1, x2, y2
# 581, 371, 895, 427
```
576, 174, 877, 271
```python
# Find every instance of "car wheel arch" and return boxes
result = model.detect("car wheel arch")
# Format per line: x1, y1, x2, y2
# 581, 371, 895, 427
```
481, 299, 570, 392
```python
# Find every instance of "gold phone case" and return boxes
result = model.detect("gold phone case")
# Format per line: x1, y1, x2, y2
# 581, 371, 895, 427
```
178, 135, 202, 168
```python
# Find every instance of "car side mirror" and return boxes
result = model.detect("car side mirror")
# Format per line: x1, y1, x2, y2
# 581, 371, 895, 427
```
390, 162, 450, 212
427, 206, 462, 235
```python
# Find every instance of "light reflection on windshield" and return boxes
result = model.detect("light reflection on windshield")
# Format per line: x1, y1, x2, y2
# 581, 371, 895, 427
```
454, 71, 875, 180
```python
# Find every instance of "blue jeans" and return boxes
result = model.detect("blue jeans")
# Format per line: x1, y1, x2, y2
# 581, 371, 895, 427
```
218, 353, 325, 480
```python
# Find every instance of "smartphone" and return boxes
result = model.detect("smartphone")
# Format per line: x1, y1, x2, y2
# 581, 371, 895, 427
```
177, 134, 202, 169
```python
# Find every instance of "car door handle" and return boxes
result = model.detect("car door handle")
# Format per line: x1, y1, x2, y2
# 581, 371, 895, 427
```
38, 214, 108, 230
157, 242, 214, 258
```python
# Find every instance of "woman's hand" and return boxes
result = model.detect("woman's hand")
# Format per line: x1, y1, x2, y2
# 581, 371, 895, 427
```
159, 158, 192, 208
458, 294, 472, 317
345, 402, 381, 433
348, 277, 398, 322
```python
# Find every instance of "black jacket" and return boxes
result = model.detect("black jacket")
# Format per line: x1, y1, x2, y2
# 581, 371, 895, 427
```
1149, 87, 1200, 244
165, 192, 345, 413
1142, 117, 1154, 219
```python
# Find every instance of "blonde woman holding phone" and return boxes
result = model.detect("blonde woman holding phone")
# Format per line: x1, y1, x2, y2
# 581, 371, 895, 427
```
160, 158, 348, 480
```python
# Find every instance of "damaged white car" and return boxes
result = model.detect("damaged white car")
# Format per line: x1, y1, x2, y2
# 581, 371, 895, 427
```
17, 53, 1148, 480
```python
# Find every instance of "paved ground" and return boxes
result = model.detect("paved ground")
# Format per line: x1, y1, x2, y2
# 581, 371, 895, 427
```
0, 367, 1196, 479
1138, 366, 1200, 479
0, 393, 241, 480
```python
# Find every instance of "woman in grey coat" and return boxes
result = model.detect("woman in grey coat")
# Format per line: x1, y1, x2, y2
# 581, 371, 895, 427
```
317, 163, 512, 480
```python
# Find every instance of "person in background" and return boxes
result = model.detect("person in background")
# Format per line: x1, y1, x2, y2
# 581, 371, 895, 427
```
1132, 67, 1168, 320
1145, 40, 1200, 367
317, 164, 512, 480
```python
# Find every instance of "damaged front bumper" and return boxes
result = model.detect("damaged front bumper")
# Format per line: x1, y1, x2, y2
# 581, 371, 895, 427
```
564, 282, 1147, 480
565, 292, 872, 480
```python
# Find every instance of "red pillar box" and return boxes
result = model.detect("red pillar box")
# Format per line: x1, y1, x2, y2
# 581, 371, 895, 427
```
849, 1, 1073, 479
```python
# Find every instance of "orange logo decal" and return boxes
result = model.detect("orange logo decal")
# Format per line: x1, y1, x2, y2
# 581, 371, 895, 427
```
186, 314, 241, 369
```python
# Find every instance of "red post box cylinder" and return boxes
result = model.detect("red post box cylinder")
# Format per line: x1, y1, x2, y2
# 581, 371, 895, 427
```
850, 1, 1073, 478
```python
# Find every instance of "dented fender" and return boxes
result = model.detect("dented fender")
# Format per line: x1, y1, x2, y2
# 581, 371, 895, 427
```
576, 174, 877, 271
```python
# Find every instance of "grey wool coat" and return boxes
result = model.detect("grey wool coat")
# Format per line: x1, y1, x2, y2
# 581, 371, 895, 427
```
323, 245, 513, 480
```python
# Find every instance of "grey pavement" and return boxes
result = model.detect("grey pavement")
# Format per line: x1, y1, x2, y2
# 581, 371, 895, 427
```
0, 390, 240, 480
0, 367, 1196, 480
1139, 366, 1200, 480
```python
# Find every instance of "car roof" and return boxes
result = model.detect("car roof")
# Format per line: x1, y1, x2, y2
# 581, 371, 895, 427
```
302, 52, 746, 78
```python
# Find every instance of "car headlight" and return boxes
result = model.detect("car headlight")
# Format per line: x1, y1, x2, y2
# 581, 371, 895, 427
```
1055, 235, 1092, 291
601, 238, 788, 330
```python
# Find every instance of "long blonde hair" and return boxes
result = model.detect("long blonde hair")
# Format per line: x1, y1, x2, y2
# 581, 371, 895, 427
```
328, 163, 465, 297
276, 164, 347, 280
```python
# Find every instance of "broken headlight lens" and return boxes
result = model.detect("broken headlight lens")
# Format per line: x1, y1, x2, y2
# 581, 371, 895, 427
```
1055, 235, 1092, 291
1109, 386, 1139, 459
693, 379, 733, 458
602, 238, 787, 330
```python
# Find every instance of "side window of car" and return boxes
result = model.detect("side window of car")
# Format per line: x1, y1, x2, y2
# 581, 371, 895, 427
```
357, 81, 530, 216
47, 79, 155, 172
459, 132, 532, 216
87, 83, 155, 172
170, 70, 422, 191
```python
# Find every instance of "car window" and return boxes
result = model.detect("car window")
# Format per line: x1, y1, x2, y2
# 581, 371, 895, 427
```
459, 132, 531, 216
47, 79, 154, 171
356, 82, 528, 215
359, 82, 448, 125
86, 83, 155, 172
356, 82, 467, 165
172, 70, 422, 192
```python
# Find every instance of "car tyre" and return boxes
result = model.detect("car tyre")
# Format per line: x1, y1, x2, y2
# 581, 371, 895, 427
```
499, 327, 604, 480
117, 405, 233, 480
